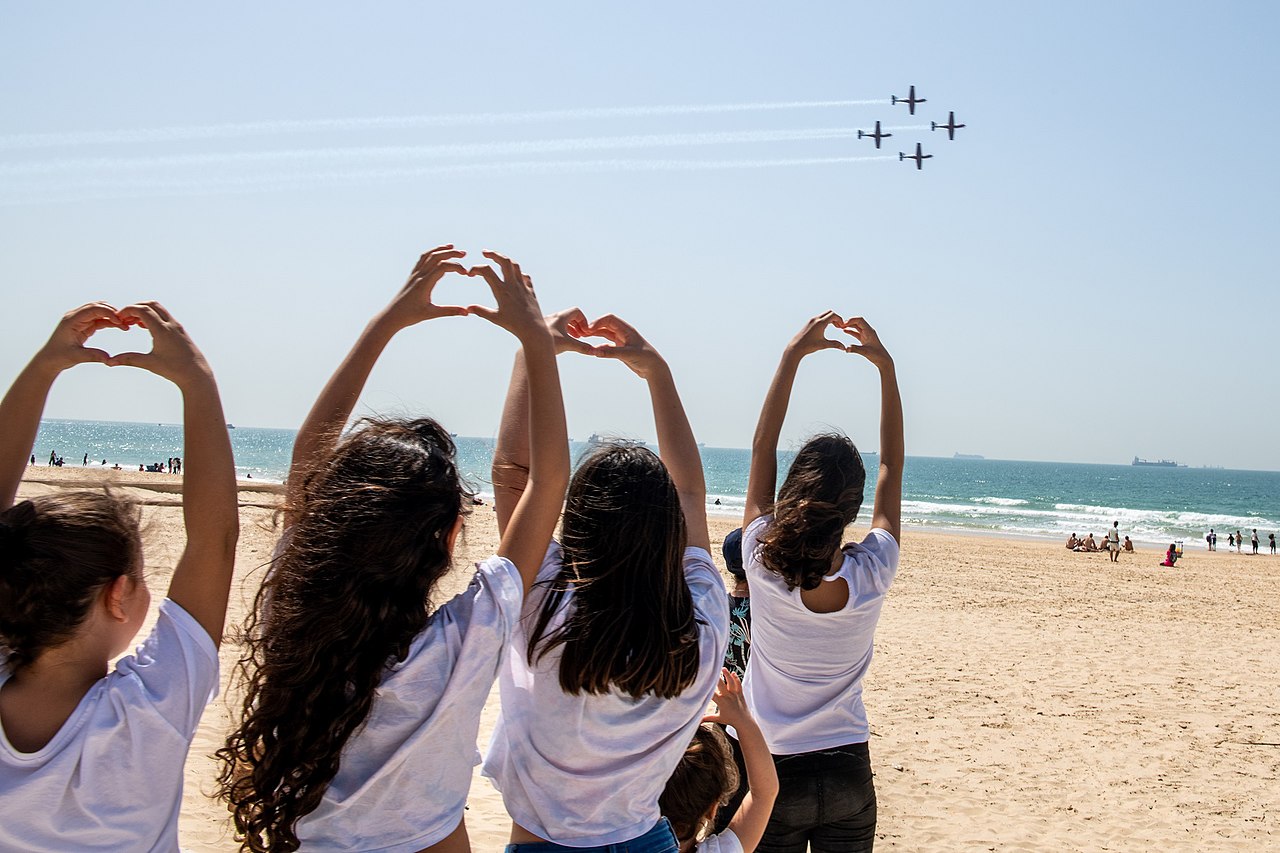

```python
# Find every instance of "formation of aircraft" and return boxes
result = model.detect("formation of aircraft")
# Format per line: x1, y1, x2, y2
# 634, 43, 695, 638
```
856, 120, 892, 149
899, 142, 933, 170
853, 86, 966, 171
931, 110, 966, 140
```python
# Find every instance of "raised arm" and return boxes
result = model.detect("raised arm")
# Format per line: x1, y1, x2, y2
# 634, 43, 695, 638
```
591, 315, 710, 553
109, 303, 239, 645
842, 317, 902, 543
284, 246, 467, 524
492, 308, 592, 537
0, 304, 120, 509
703, 669, 779, 853
744, 312, 847, 531
468, 254, 570, 590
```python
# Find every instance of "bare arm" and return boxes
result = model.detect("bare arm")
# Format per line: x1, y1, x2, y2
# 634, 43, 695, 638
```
703, 670, 779, 853
842, 318, 903, 543
469, 255, 570, 591
591, 314, 710, 553
110, 303, 239, 646
0, 304, 119, 509
492, 308, 592, 538
744, 312, 847, 531
285, 246, 467, 525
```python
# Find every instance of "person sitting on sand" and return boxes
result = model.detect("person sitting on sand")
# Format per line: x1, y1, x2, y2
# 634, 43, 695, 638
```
1123, 536, 1135, 552
216, 246, 569, 852
483, 308, 727, 853
660, 670, 778, 853
1083, 533, 1098, 552
0, 301, 238, 851
1066, 533, 1079, 549
1161, 543, 1179, 567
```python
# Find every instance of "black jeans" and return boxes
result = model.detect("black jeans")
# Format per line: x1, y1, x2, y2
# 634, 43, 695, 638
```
716, 740, 876, 853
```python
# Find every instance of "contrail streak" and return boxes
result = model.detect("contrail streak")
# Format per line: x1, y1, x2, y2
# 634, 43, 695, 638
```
0, 127, 870, 177
1, 154, 896, 206
0, 100, 891, 151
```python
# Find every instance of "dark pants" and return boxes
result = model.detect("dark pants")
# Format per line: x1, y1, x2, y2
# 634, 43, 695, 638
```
716, 740, 876, 853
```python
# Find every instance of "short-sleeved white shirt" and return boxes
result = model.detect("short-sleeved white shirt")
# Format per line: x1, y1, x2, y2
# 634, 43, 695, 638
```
483, 542, 728, 848
295, 554, 524, 852
0, 599, 219, 852
741, 516, 899, 755
698, 828, 744, 853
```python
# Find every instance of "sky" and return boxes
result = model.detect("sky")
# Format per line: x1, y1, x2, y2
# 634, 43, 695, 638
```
2, 2, 1278, 470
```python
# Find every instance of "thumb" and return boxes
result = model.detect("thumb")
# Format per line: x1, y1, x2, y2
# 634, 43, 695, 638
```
701, 713, 723, 724
435, 305, 469, 318
78, 348, 111, 365
107, 351, 155, 370
467, 304, 499, 324
562, 338, 596, 356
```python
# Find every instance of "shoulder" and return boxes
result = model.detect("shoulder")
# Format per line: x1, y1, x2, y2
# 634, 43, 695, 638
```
841, 528, 900, 592
699, 829, 744, 853
110, 599, 220, 735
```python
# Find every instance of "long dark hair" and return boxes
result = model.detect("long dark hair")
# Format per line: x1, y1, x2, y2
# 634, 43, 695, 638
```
215, 418, 469, 853
758, 433, 866, 591
0, 492, 141, 670
659, 724, 739, 843
526, 442, 700, 699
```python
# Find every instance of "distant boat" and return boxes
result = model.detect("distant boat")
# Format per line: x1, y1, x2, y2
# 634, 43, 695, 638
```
953, 453, 984, 460
1132, 456, 1180, 467
226, 424, 236, 429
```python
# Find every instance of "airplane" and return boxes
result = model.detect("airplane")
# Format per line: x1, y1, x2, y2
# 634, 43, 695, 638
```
891, 85, 926, 115
931, 111, 966, 140
899, 142, 933, 170
857, 120, 892, 149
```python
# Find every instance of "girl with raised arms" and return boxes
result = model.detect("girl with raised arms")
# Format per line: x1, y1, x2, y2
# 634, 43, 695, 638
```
0, 302, 238, 851
482, 309, 728, 853
215, 246, 569, 853
737, 313, 903, 853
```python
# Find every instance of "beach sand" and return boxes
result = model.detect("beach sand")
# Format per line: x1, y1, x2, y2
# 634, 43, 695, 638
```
15, 467, 1279, 850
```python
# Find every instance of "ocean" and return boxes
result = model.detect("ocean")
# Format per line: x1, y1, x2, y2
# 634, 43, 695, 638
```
31, 419, 1280, 547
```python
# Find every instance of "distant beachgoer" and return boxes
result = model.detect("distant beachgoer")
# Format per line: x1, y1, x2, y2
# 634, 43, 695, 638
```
174, 457, 181, 475
138, 464, 144, 472
1206, 528, 1215, 551
111, 463, 121, 470
1228, 532, 1235, 550
1123, 536, 1134, 552
1108, 521, 1121, 562
1251, 529, 1259, 554
83, 453, 88, 466
1083, 533, 1098, 552
1161, 543, 1179, 567
47, 450, 55, 466
722, 527, 751, 680
1270, 533, 1276, 555
28, 454, 34, 465
1066, 533, 1078, 549
1211, 530, 1217, 550
1236, 530, 1243, 553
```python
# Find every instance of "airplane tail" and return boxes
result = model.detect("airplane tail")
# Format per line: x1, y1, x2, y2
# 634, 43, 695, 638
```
931, 121, 938, 130
891, 95, 898, 105
857, 130, 865, 139
899, 152, 905, 160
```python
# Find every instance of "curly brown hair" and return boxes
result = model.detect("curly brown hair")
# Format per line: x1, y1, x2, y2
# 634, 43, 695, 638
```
527, 442, 701, 700
0, 492, 141, 670
214, 418, 469, 852
758, 434, 866, 591
659, 723, 740, 844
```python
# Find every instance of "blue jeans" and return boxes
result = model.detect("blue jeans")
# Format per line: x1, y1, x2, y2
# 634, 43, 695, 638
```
504, 818, 678, 853
757, 743, 877, 853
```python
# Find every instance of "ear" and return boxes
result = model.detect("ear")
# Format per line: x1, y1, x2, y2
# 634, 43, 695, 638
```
445, 513, 465, 557
102, 574, 135, 622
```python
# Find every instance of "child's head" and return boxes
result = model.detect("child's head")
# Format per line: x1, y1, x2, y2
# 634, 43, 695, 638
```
722, 527, 746, 582
219, 417, 469, 850
660, 724, 740, 845
759, 433, 866, 591
0, 492, 145, 670
530, 441, 698, 699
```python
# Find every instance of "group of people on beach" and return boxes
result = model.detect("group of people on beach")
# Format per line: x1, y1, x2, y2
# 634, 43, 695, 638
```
35, 452, 181, 475
0, 246, 904, 853
1204, 528, 1275, 555
1065, 521, 1133, 559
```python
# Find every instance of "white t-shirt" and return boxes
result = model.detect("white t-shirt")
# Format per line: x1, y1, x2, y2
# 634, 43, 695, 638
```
741, 516, 899, 755
483, 542, 728, 848
0, 599, 219, 853
295, 554, 524, 852
698, 828, 744, 853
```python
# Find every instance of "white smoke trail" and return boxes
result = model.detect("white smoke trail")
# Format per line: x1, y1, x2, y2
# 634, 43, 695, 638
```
0, 100, 892, 151
0, 127, 868, 177
1, 154, 897, 206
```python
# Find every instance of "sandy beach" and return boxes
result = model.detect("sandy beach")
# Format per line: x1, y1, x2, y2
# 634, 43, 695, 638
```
15, 466, 1279, 851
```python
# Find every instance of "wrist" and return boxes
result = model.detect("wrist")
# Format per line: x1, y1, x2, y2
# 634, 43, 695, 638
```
26, 352, 66, 381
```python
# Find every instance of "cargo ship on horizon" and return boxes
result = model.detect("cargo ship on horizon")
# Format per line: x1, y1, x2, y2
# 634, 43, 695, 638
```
1132, 456, 1183, 468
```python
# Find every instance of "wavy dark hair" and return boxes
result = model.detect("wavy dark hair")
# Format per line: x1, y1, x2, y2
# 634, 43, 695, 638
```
660, 723, 740, 843
758, 433, 866, 591
0, 492, 141, 670
214, 418, 469, 853
527, 442, 700, 699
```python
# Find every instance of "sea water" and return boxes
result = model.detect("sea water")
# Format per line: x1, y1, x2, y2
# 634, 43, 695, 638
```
31, 419, 1280, 547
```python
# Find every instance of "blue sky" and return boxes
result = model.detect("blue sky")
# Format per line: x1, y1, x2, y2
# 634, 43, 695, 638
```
3, 2, 1278, 469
